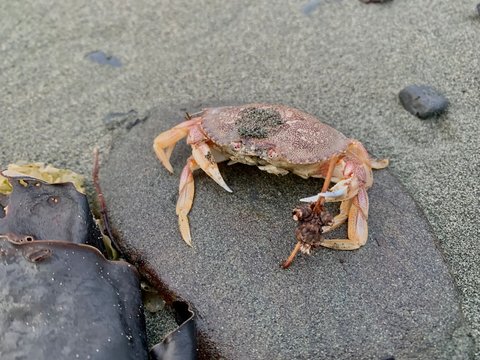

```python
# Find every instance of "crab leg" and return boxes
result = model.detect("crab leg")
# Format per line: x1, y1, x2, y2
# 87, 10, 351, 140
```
176, 141, 232, 246
188, 124, 232, 193
174, 125, 233, 246
177, 157, 199, 246
313, 155, 339, 212
153, 117, 202, 173
191, 142, 232, 193
321, 199, 352, 233
319, 187, 369, 250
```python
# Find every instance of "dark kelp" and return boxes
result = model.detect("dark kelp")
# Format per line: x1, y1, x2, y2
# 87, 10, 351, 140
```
0, 172, 197, 360
0, 176, 106, 252
0, 236, 148, 360
150, 301, 197, 360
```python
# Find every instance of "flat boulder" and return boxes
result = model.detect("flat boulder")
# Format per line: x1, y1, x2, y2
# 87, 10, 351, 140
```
101, 103, 473, 359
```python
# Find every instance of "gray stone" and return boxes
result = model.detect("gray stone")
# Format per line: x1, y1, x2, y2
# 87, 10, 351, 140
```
101, 103, 473, 359
399, 85, 449, 119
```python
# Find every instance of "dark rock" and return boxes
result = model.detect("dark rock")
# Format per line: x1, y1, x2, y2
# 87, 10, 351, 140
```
399, 84, 449, 119
101, 103, 473, 359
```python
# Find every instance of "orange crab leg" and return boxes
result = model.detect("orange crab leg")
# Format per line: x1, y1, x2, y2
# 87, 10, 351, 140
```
175, 142, 232, 246
191, 142, 232, 193
188, 124, 232, 193
176, 157, 198, 246
281, 242, 302, 269
319, 187, 369, 250
313, 155, 339, 212
153, 117, 202, 173
371, 158, 389, 169
321, 198, 352, 233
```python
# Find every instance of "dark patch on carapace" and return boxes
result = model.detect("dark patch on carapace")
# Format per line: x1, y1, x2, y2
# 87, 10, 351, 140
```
235, 107, 284, 138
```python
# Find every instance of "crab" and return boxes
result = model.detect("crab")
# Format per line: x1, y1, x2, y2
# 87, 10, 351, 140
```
153, 104, 388, 267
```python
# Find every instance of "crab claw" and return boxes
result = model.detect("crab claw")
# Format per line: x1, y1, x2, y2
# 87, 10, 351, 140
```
299, 194, 321, 203
192, 143, 232, 193
319, 187, 348, 199
300, 177, 359, 204
154, 128, 190, 173
153, 117, 202, 173
300, 187, 347, 203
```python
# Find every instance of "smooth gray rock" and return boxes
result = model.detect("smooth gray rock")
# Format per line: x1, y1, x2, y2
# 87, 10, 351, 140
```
399, 85, 449, 119
101, 103, 473, 359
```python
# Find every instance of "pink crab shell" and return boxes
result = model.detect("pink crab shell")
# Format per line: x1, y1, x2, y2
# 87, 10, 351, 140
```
200, 103, 352, 165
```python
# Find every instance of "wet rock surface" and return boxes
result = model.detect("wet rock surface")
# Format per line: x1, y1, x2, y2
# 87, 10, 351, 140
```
399, 84, 449, 119
101, 103, 473, 359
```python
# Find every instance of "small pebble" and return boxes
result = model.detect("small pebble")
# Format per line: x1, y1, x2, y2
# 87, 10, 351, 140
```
399, 84, 449, 119
86, 50, 122, 67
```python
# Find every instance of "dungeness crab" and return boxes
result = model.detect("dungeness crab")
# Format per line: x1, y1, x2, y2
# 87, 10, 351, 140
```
153, 104, 388, 268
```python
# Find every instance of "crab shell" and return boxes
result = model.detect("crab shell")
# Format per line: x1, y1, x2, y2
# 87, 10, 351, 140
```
200, 104, 352, 178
